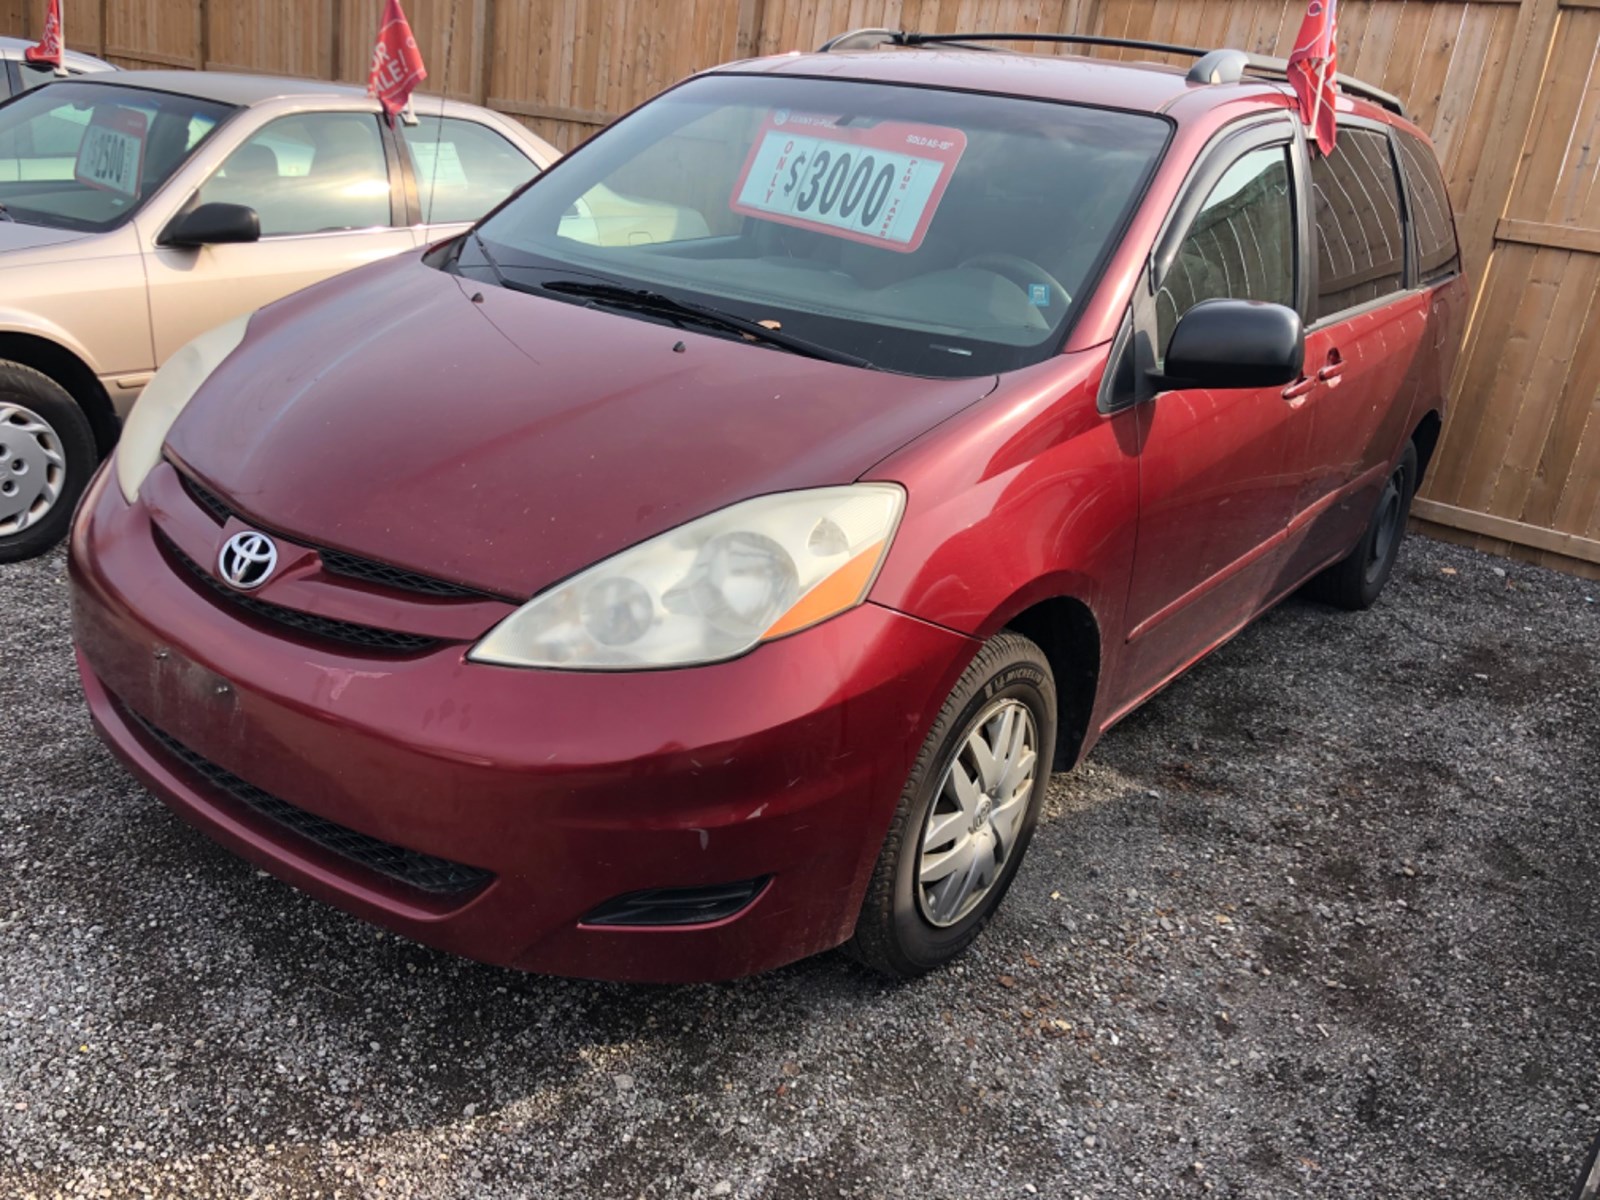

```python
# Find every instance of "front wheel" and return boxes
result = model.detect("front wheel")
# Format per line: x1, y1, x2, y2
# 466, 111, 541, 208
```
847, 631, 1057, 978
0, 362, 97, 564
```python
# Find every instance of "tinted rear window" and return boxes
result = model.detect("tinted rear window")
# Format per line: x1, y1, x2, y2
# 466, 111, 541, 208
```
1396, 130, 1459, 282
1310, 128, 1406, 320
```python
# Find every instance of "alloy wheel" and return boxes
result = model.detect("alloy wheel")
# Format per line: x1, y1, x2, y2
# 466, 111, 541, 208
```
917, 698, 1039, 928
0, 403, 66, 538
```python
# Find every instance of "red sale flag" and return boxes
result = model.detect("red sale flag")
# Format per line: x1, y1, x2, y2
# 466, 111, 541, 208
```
367, 0, 427, 123
24, 0, 64, 68
1286, 0, 1339, 156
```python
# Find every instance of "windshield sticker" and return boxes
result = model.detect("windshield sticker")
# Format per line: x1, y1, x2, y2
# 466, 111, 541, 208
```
730, 112, 966, 253
411, 140, 469, 188
73, 108, 148, 198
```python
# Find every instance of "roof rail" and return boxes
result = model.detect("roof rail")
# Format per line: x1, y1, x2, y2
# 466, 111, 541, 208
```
815, 29, 1407, 119
1230, 54, 1407, 118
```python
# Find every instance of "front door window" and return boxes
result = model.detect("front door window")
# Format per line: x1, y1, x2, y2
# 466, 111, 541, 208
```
196, 112, 394, 237
1156, 144, 1295, 357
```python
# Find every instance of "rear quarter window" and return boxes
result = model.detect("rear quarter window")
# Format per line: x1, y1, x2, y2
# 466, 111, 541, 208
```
1396, 130, 1460, 283
1309, 128, 1406, 321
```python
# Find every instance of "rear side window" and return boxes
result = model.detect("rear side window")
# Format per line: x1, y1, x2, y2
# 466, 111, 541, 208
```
1396, 131, 1459, 282
401, 116, 537, 225
1157, 144, 1295, 356
18, 62, 69, 94
1309, 128, 1405, 320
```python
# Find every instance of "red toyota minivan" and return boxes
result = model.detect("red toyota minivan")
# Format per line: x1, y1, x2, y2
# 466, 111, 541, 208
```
68, 31, 1467, 982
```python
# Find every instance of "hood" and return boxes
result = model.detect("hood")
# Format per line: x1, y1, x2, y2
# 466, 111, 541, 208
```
168, 254, 998, 599
0, 220, 95, 257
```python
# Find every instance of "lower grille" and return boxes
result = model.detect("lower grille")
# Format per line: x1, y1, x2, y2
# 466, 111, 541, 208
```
157, 532, 440, 655
128, 708, 493, 897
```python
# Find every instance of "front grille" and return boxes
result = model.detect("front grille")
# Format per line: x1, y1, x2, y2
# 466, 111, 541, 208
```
128, 708, 493, 896
158, 531, 440, 654
176, 467, 492, 601
180, 472, 234, 525
317, 547, 491, 599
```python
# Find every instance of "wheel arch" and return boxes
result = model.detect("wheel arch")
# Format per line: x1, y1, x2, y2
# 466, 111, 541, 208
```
1411, 408, 1443, 487
0, 332, 120, 458
1000, 593, 1103, 772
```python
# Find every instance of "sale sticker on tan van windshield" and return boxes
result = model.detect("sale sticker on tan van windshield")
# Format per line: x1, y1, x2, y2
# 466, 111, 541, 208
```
74, 108, 149, 198
730, 111, 966, 253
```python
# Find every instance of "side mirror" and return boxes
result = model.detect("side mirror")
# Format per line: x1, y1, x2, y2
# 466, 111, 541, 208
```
1159, 298, 1305, 390
161, 202, 261, 249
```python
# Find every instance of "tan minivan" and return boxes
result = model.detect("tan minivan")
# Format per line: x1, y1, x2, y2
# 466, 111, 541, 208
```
0, 70, 558, 560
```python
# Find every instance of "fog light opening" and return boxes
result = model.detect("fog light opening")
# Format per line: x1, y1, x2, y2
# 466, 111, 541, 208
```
579, 876, 771, 928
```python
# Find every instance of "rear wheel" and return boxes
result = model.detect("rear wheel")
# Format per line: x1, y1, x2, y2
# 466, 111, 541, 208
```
1308, 440, 1419, 611
0, 362, 97, 564
847, 631, 1056, 978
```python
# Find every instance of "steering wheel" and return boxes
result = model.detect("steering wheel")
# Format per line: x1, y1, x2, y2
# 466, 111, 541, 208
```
959, 253, 1072, 310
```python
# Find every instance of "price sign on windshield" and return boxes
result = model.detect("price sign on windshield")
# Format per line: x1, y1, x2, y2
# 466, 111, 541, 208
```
730, 111, 966, 253
74, 108, 148, 198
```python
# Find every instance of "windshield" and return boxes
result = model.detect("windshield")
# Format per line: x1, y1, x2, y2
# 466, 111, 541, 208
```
462, 74, 1170, 377
0, 82, 232, 231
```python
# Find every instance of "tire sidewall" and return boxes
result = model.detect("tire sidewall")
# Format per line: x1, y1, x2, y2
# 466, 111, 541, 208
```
887, 656, 1057, 971
0, 364, 97, 563
1571, 1130, 1600, 1200
1356, 441, 1419, 607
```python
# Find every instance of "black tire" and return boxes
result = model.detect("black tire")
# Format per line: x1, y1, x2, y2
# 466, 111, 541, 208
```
847, 631, 1057, 978
0, 361, 97, 564
1572, 1129, 1600, 1200
1307, 440, 1419, 611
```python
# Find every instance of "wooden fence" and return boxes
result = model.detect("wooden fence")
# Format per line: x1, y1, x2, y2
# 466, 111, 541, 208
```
5, 0, 1600, 577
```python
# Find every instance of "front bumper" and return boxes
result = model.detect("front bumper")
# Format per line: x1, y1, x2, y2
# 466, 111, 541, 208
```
68, 466, 978, 981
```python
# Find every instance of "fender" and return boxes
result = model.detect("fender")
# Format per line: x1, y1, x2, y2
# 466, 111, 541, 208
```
0, 307, 151, 434
866, 347, 1142, 757
0, 307, 107, 380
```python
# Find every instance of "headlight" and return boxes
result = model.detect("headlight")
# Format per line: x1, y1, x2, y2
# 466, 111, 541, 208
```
469, 484, 906, 669
115, 315, 252, 503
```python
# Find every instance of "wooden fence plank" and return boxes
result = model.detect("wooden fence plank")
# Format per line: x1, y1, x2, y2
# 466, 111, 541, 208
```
1413, 498, 1600, 563
1496, 217, 1600, 252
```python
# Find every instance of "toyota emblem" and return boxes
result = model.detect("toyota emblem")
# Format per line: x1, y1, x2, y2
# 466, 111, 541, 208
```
217, 530, 278, 591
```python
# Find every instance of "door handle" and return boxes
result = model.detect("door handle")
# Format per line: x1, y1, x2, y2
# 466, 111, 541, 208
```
1317, 348, 1345, 386
1282, 376, 1316, 402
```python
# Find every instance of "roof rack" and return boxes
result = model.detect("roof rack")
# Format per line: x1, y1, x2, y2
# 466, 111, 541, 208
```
815, 29, 1406, 119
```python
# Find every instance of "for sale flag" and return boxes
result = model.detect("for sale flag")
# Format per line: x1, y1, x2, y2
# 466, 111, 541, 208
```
24, 0, 64, 68
368, 0, 427, 122
1287, 0, 1339, 155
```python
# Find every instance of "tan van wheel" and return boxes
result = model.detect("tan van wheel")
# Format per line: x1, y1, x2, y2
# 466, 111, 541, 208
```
0, 362, 97, 563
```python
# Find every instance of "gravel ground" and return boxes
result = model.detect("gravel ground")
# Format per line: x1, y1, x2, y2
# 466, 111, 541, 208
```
2, 534, 1597, 1199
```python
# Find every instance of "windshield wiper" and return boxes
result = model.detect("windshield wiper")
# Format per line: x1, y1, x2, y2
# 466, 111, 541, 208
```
539, 278, 874, 370
466, 229, 513, 290
0, 203, 13, 223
